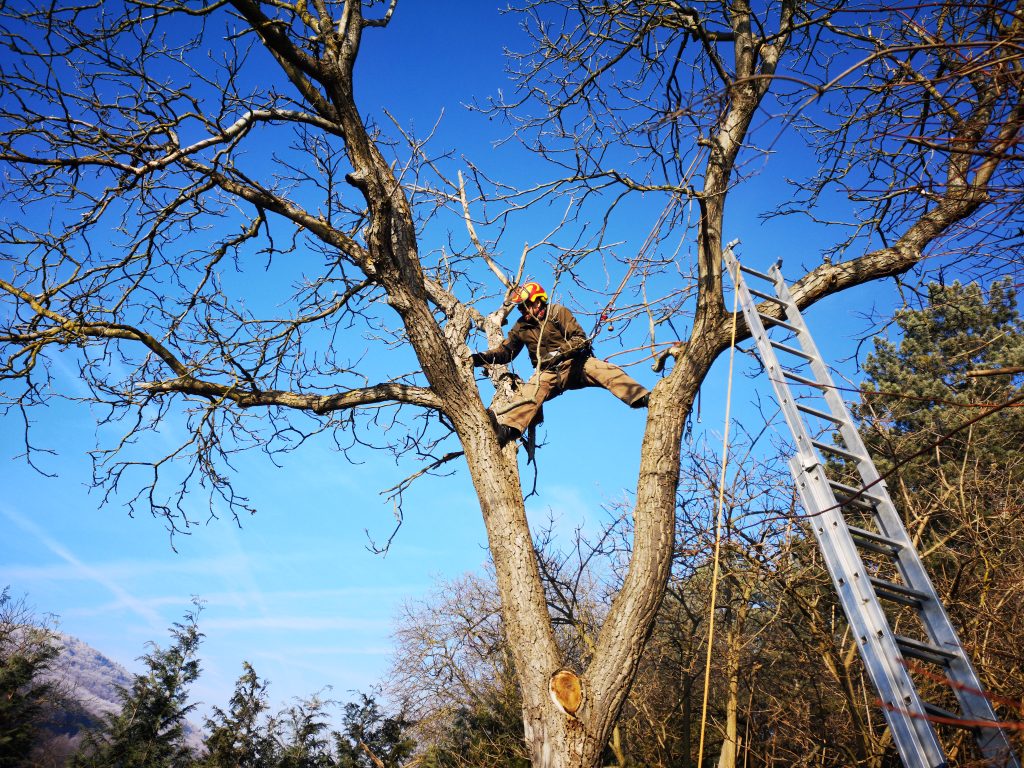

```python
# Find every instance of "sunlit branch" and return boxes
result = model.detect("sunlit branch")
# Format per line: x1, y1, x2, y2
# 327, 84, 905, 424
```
138, 377, 442, 414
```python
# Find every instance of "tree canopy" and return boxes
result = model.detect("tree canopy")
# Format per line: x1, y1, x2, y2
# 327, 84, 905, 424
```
861, 278, 1024, 477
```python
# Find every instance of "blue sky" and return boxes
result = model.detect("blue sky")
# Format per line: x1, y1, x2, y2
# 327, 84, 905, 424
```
0, 0, 912, 722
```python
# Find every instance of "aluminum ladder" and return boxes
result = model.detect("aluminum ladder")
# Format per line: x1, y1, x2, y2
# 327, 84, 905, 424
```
724, 245, 1020, 768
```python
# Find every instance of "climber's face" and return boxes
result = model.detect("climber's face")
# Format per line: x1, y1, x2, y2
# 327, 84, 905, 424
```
522, 298, 547, 321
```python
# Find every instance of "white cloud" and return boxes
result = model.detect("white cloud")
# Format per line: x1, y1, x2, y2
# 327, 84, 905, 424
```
526, 483, 598, 532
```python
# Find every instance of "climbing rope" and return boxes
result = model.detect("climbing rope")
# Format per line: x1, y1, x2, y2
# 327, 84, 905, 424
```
696, 261, 742, 768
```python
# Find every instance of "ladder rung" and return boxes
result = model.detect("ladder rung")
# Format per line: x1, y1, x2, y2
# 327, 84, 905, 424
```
811, 439, 867, 462
796, 402, 844, 425
827, 480, 885, 506
870, 577, 932, 608
922, 701, 1009, 732
851, 538, 900, 557
783, 370, 826, 389
921, 701, 974, 729
895, 634, 958, 665
756, 312, 799, 333
749, 287, 787, 306
770, 339, 813, 360
739, 264, 774, 281
848, 525, 903, 554
837, 496, 877, 512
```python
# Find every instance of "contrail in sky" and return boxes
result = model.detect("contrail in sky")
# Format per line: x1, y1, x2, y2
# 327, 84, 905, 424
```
0, 502, 166, 630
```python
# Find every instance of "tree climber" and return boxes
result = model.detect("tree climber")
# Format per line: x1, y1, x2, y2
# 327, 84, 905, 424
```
472, 282, 650, 445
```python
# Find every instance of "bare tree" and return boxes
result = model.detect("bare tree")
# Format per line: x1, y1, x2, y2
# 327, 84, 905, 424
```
1, 1, 1022, 766
389, 571, 528, 767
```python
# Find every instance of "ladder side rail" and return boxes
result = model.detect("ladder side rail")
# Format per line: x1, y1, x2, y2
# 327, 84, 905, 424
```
860, 495, 1014, 759
767, 269, 950, 599
725, 249, 820, 469
792, 461, 948, 768
770, 270, 1018, 761
767, 266, 914, 541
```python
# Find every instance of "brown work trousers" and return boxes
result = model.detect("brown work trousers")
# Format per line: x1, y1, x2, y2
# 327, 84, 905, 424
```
496, 356, 649, 434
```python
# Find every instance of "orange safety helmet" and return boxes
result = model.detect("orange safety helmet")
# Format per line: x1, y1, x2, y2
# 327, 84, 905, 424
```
509, 281, 548, 305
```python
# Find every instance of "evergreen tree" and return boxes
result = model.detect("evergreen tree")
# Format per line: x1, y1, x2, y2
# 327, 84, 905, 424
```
201, 661, 275, 768
71, 606, 202, 768
271, 694, 334, 768
333, 693, 414, 768
0, 588, 61, 768
859, 278, 1024, 485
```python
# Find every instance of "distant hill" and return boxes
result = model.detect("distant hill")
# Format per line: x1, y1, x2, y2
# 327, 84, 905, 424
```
53, 632, 134, 719
33, 633, 203, 764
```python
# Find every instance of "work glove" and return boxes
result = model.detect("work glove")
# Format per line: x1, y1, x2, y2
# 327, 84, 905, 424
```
540, 347, 580, 371
539, 351, 562, 371
542, 342, 592, 369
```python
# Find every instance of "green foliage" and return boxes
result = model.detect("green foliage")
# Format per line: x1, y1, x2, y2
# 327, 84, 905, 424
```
0, 588, 61, 768
62, 627, 417, 768
200, 661, 275, 768
70, 606, 203, 768
272, 694, 336, 768
201, 669, 417, 768
418, 701, 528, 768
859, 278, 1024, 481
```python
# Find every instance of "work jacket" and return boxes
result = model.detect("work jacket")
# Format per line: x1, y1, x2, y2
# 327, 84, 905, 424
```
476, 304, 590, 369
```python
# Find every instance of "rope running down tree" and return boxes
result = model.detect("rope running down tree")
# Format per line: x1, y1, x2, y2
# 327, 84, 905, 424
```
696, 261, 742, 768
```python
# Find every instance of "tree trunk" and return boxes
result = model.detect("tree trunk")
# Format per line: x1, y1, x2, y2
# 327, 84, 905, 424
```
716, 654, 740, 768
716, 577, 753, 768
682, 675, 694, 768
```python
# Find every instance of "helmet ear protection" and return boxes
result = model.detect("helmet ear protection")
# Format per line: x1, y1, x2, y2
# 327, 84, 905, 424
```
509, 282, 548, 305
